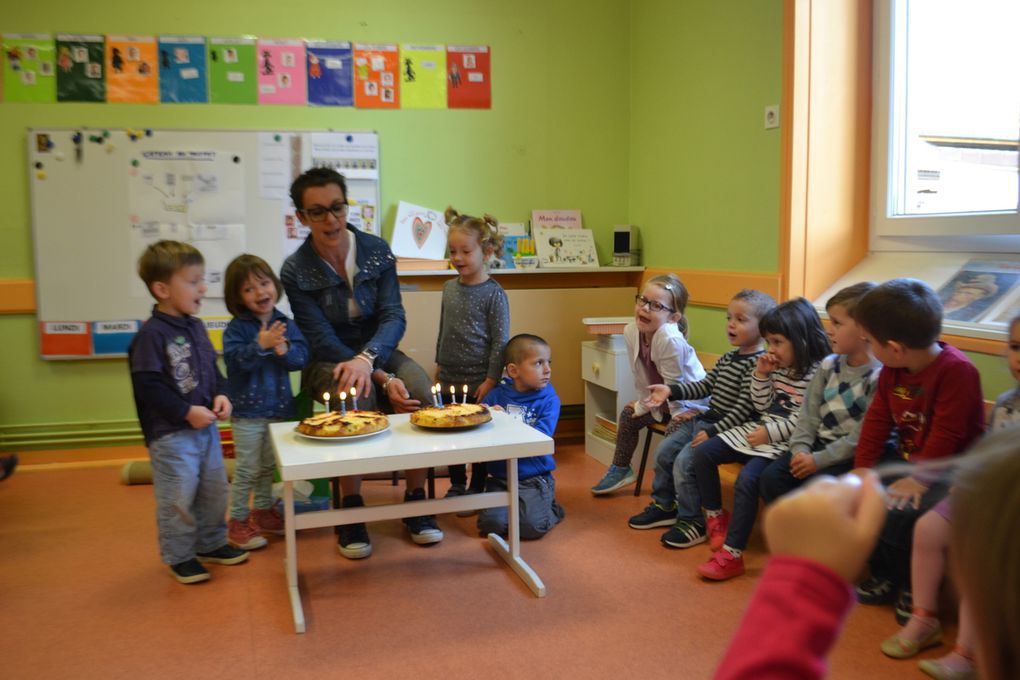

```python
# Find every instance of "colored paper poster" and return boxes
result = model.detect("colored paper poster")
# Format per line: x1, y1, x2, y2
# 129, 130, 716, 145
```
306, 40, 352, 107
40, 321, 91, 357
447, 45, 490, 109
2, 33, 56, 103
159, 36, 208, 103
56, 34, 105, 102
399, 44, 446, 109
92, 320, 140, 355
105, 36, 158, 104
257, 39, 306, 105
352, 43, 399, 109
207, 38, 256, 104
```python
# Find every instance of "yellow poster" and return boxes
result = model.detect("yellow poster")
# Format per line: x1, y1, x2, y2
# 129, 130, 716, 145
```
106, 35, 158, 103
399, 44, 446, 109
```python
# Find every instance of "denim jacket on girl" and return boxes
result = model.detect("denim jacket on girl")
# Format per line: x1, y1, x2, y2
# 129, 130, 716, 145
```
223, 308, 309, 419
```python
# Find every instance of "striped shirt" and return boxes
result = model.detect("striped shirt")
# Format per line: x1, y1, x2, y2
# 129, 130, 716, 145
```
668, 349, 764, 437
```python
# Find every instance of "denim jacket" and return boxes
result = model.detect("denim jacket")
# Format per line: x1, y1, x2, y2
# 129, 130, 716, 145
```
223, 308, 309, 419
280, 228, 406, 368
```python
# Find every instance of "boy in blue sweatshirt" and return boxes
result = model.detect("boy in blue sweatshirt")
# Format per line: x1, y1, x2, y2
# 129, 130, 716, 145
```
478, 334, 565, 539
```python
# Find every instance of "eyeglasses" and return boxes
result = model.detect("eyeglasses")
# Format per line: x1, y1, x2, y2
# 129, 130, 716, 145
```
634, 295, 675, 313
300, 203, 349, 222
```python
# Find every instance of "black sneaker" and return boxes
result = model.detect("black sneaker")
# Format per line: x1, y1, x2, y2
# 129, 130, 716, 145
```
445, 483, 467, 498
895, 589, 913, 625
661, 519, 708, 548
338, 494, 372, 559
169, 558, 210, 584
403, 488, 444, 545
0, 454, 18, 481
628, 502, 678, 529
196, 544, 249, 565
856, 576, 896, 604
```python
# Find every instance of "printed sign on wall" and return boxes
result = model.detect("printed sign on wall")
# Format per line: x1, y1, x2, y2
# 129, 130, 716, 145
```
256, 39, 306, 105
306, 40, 353, 107
208, 37, 256, 104
106, 35, 158, 104
158, 36, 208, 103
446, 45, 490, 109
2, 33, 57, 103
56, 34, 106, 102
353, 43, 399, 109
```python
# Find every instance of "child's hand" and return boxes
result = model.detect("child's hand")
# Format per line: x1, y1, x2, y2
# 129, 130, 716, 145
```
258, 320, 287, 350
746, 426, 769, 448
886, 476, 929, 510
186, 405, 217, 429
764, 471, 887, 583
672, 409, 699, 424
273, 339, 289, 356
212, 395, 232, 421
690, 430, 709, 447
754, 352, 780, 378
489, 405, 505, 412
790, 452, 819, 479
641, 384, 670, 409
474, 378, 497, 404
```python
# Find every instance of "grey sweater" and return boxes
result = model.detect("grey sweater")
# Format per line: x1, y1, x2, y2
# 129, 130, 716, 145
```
435, 278, 510, 385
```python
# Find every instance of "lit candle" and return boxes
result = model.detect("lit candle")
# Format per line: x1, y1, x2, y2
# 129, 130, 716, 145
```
323, 392, 330, 413
462, 384, 468, 404
450, 385, 456, 406
350, 386, 358, 411
339, 391, 347, 416
436, 382, 443, 408
429, 385, 436, 407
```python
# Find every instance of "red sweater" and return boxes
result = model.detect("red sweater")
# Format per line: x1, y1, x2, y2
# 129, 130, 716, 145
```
714, 556, 853, 680
853, 343, 983, 468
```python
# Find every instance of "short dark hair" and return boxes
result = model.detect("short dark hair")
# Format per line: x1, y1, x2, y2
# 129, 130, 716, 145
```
825, 281, 877, 317
224, 254, 282, 317
854, 278, 943, 349
137, 240, 203, 296
732, 288, 777, 319
759, 297, 831, 378
289, 167, 348, 210
505, 333, 549, 365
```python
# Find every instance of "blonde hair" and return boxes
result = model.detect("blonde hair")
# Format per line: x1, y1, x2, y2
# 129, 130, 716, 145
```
445, 206, 504, 259
644, 273, 691, 337
137, 240, 203, 297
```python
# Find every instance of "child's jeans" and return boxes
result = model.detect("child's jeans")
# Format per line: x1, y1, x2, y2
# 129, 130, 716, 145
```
758, 449, 855, 505
649, 418, 709, 522
477, 473, 564, 540
692, 435, 773, 551
148, 425, 229, 565
229, 417, 278, 520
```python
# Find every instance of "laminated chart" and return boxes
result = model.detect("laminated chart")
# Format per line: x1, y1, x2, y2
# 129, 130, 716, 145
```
257, 39, 307, 105
353, 43, 399, 109
158, 36, 208, 103
208, 37, 257, 104
105, 35, 158, 104
2, 33, 57, 103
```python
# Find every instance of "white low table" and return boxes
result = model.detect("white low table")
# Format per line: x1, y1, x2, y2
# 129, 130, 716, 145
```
269, 411, 554, 633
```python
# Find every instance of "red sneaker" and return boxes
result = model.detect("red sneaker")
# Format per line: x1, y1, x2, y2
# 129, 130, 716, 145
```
228, 517, 267, 550
697, 549, 745, 581
706, 509, 731, 551
251, 504, 285, 535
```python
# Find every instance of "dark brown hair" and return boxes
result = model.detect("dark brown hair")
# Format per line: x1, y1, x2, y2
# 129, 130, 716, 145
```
224, 254, 282, 317
825, 281, 877, 317
732, 288, 777, 319
505, 333, 549, 365
289, 167, 347, 210
853, 278, 943, 349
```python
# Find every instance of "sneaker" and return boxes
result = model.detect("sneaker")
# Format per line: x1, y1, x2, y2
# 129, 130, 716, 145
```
895, 589, 913, 625
251, 503, 285, 535
697, 549, 745, 581
445, 483, 467, 498
196, 544, 249, 565
706, 509, 731, 551
228, 517, 268, 550
856, 576, 897, 604
661, 519, 708, 548
628, 502, 678, 529
169, 558, 210, 584
403, 488, 444, 545
591, 465, 637, 495
338, 494, 372, 559
0, 453, 18, 481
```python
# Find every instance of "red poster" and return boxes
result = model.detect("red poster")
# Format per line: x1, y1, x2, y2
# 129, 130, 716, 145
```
446, 45, 490, 109
40, 321, 92, 357
352, 43, 399, 109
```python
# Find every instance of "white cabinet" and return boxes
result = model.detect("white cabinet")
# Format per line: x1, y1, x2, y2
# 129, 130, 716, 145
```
581, 337, 638, 465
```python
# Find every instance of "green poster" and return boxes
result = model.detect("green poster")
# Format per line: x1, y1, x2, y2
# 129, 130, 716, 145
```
2, 34, 57, 103
56, 33, 105, 102
207, 37, 256, 104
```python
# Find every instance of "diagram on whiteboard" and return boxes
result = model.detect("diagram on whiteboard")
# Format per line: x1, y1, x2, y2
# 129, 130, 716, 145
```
128, 150, 246, 298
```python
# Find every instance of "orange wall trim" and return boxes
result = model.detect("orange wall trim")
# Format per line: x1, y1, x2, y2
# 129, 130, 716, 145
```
642, 268, 783, 309
0, 279, 35, 314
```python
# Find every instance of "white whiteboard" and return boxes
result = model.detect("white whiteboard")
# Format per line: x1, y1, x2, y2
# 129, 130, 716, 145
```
27, 128, 379, 358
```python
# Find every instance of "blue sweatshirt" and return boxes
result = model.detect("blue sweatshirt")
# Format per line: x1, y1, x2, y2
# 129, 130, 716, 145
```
223, 308, 309, 419
481, 378, 560, 480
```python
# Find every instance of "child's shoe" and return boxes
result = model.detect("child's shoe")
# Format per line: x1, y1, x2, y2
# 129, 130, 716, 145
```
856, 576, 897, 604
228, 516, 268, 550
251, 503, 285, 535
196, 544, 250, 565
591, 465, 637, 495
628, 502, 677, 529
403, 488, 444, 545
660, 519, 707, 548
918, 648, 976, 680
445, 483, 467, 498
697, 548, 745, 581
338, 494, 372, 559
705, 509, 731, 551
880, 616, 942, 659
169, 558, 210, 584
894, 589, 913, 625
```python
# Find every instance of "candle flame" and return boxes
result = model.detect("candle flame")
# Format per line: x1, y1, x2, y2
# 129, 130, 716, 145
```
450, 385, 455, 394
350, 386, 357, 397
323, 392, 330, 400
340, 391, 347, 400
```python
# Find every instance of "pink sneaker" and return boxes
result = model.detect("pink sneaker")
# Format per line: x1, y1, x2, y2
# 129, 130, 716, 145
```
706, 509, 731, 551
228, 517, 267, 550
697, 549, 745, 581
251, 504, 285, 535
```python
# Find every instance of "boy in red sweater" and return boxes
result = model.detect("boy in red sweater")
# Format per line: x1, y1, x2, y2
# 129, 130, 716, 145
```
851, 278, 984, 617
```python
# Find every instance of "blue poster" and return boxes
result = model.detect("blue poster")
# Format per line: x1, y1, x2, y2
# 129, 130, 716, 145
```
91, 320, 140, 355
306, 41, 352, 107
158, 36, 208, 103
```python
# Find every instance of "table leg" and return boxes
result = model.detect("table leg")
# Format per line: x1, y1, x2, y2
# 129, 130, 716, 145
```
283, 480, 306, 633
487, 457, 546, 597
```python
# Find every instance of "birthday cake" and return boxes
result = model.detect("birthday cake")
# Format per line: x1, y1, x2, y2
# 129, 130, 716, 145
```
410, 403, 492, 429
296, 411, 389, 438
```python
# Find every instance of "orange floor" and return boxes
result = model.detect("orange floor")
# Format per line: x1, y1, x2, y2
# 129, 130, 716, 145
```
1, 441, 953, 679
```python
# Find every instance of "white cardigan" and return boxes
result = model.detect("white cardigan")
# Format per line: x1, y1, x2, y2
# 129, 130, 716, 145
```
624, 321, 708, 419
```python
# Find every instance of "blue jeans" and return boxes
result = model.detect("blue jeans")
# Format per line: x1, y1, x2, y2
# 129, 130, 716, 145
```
148, 425, 229, 565
649, 418, 708, 523
692, 435, 772, 551
758, 450, 855, 505
229, 418, 278, 520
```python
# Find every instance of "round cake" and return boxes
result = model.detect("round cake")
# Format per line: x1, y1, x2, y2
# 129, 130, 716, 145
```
296, 410, 389, 438
410, 403, 492, 429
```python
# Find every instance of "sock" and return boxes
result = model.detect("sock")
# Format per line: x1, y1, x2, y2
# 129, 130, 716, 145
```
723, 545, 742, 558
705, 508, 723, 519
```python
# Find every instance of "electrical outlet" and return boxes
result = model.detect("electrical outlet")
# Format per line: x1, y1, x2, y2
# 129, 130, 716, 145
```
764, 105, 780, 129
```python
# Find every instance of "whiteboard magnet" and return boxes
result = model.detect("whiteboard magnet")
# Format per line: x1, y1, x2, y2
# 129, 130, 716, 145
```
54, 152, 66, 161
36, 170, 47, 180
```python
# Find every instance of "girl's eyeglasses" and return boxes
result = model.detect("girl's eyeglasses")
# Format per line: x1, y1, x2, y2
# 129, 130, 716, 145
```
634, 294, 675, 313
300, 203, 349, 222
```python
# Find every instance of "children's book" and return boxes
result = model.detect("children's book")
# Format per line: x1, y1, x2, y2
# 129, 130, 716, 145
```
535, 227, 598, 268
531, 209, 582, 230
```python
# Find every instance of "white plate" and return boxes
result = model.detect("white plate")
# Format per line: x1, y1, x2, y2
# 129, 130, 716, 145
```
293, 423, 391, 441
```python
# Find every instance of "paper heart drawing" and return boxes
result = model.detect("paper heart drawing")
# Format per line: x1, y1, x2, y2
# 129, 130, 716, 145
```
412, 217, 432, 249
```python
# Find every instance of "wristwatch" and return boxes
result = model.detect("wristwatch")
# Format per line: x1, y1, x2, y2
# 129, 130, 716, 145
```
358, 347, 379, 367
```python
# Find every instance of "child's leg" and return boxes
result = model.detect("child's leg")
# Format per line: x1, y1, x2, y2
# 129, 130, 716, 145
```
611, 404, 658, 468
192, 425, 230, 553
147, 430, 207, 565
448, 464, 468, 488
476, 476, 509, 536
649, 418, 695, 509
252, 421, 277, 511
228, 418, 262, 519
723, 455, 770, 552
691, 436, 744, 514
870, 481, 950, 593
468, 462, 488, 493
758, 451, 800, 505
517, 473, 562, 540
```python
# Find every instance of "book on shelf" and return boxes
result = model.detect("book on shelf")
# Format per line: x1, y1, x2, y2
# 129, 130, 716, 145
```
591, 424, 617, 444
594, 414, 618, 435
396, 257, 450, 272
531, 209, 583, 230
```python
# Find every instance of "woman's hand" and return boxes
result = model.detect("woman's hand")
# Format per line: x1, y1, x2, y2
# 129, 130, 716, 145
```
333, 358, 372, 398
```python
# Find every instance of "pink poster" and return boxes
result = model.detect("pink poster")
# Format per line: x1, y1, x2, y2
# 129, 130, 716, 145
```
256, 39, 306, 105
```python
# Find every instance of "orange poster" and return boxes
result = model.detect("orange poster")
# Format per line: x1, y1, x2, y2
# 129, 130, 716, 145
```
105, 35, 158, 103
352, 43, 399, 109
